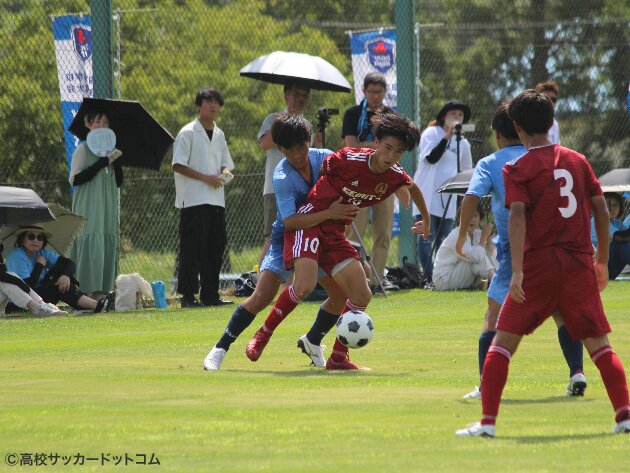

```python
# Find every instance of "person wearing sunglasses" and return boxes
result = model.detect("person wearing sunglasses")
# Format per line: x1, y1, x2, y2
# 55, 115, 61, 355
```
5, 226, 113, 313
535, 80, 560, 145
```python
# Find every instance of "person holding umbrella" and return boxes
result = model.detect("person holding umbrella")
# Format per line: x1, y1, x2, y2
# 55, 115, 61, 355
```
5, 226, 113, 313
172, 88, 234, 307
69, 109, 122, 297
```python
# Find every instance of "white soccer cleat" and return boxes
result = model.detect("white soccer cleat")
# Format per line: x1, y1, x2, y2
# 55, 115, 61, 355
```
203, 347, 226, 371
34, 303, 67, 316
612, 419, 630, 434
456, 422, 495, 437
566, 373, 587, 397
297, 334, 326, 367
463, 386, 482, 399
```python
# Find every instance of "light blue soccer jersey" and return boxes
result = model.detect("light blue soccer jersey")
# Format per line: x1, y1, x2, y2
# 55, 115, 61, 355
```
466, 144, 526, 252
269, 148, 332, 244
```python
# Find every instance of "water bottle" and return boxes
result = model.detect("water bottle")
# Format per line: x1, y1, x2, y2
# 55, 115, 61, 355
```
151, 281, 168, 309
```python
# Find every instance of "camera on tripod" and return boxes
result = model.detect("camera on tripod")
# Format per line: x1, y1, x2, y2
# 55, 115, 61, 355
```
316, 107, 339, 123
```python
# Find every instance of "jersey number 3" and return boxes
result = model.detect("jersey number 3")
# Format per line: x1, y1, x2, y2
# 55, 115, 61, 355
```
553, 169, 577, 218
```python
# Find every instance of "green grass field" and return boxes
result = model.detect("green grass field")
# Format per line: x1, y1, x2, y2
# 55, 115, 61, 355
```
1, 282, 629, 472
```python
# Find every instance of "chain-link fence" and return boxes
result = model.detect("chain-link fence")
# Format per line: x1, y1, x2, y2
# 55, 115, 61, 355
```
2, 1, 629, 297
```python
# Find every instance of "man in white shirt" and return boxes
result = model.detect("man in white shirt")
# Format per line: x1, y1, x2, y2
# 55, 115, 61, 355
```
172, 88, 235, 307
535, 80, 561, 144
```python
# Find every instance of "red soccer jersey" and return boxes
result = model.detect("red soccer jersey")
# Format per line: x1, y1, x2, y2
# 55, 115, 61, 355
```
503, 144, 602, 254
305, 147, 412, 224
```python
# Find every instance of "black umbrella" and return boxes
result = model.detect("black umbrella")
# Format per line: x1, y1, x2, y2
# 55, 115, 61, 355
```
240, 51, 351, 93
68, 98, 174, 171
598, 168, 630, 193
0, 186, 54, 226
437, 169, 475, 195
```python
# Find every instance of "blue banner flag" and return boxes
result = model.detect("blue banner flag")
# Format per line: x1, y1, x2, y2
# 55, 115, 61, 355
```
51, 15, 93, 175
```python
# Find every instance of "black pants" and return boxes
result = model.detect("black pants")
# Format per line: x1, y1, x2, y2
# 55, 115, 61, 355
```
36, 277, 85, 308
177, 204, 226, 304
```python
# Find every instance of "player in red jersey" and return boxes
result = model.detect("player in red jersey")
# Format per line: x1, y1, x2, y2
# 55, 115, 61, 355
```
246, 106, 431, 370
457, 90, 630, 437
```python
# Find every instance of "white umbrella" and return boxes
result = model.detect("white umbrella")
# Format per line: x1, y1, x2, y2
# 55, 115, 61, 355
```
0, 186, 54, 226
598, 168, 630, 193
0, 203, 85, 258
240, 51, 351, 93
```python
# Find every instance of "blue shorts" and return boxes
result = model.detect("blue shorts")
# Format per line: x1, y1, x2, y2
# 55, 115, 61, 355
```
488, 248, 511, 305
260, 238, 325, 283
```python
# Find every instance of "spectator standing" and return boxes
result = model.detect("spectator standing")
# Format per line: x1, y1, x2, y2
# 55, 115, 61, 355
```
413, 100, 473, 287
172, 88, 234, 307
69, 110, 122, 296
257, 83, 311, 265
535, 80, 560, 144
341, 72, 396, 291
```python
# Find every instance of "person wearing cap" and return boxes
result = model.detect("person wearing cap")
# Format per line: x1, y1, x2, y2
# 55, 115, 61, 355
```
69, 109, 122, 298
172, 87, 235, 308
413, 100, 473, 288
5, 226, 113, 313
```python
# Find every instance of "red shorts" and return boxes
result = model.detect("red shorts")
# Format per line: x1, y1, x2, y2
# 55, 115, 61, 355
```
497, 246, 611, 340
284, 221, 358, 276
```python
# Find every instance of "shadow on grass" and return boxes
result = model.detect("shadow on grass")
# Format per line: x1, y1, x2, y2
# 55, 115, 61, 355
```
511, 432, 608, 443
502, 396, 595, 405
227, 369, 415, 378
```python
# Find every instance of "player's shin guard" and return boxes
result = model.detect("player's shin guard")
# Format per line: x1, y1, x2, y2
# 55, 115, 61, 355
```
558, 325, 584, 376
216, 305, 257, 351
478, 331, 496, 378
330, 300, 366, 362
590, 345, 630, 423
261, 285, 302, 333
480, 344, 512, 426
306, 306, 339, 346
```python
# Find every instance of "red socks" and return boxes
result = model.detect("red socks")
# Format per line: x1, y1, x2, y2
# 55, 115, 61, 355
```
262, 285, 302, 333
591, 345, 630, 423
480, 344, 512, 426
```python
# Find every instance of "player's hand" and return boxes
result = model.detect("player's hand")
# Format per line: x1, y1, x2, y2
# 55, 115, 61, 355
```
509, 271, 525, 303
55, 275, 71, 293
455, 233, 469, 258
204, 174, 223, 189
36, 255, 46, 266
328, 197, 359, 221
410, 220, 429, 240
594, 262, 608, 292
394, 186, 411, 209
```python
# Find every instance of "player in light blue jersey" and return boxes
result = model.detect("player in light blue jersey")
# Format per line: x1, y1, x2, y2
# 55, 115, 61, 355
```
203, 114, 358, 370
456, 103, 585, 399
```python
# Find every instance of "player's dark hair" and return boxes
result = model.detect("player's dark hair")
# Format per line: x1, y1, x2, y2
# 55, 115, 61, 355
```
363, 72, 387, 90
491, 102, 519, 140
195, 88, 224, 106
370, 106, 420, 151
271, 114, 312, 150
507, 89, 554, 135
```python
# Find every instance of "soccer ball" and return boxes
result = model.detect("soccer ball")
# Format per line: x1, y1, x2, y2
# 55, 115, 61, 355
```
335, 310, 374, 349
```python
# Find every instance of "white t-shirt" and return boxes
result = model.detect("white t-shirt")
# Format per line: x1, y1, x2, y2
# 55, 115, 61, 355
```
172, 119, 234, 209
258, 111, 287, 196
412, 125, 472, 219
548, 119, 560, 145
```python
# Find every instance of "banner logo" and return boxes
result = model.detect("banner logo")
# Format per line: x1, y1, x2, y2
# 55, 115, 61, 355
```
71, 25, 92, 61
367, 39, 395, 74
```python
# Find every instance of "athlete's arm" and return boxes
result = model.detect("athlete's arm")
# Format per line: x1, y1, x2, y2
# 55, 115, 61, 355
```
409, 183, 430, 240
283, 197, 359, 231
455, 195, 480, 258
507, 201, 526, 303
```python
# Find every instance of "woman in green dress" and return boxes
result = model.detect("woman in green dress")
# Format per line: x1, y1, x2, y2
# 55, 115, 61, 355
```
69, 111, 122, 296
